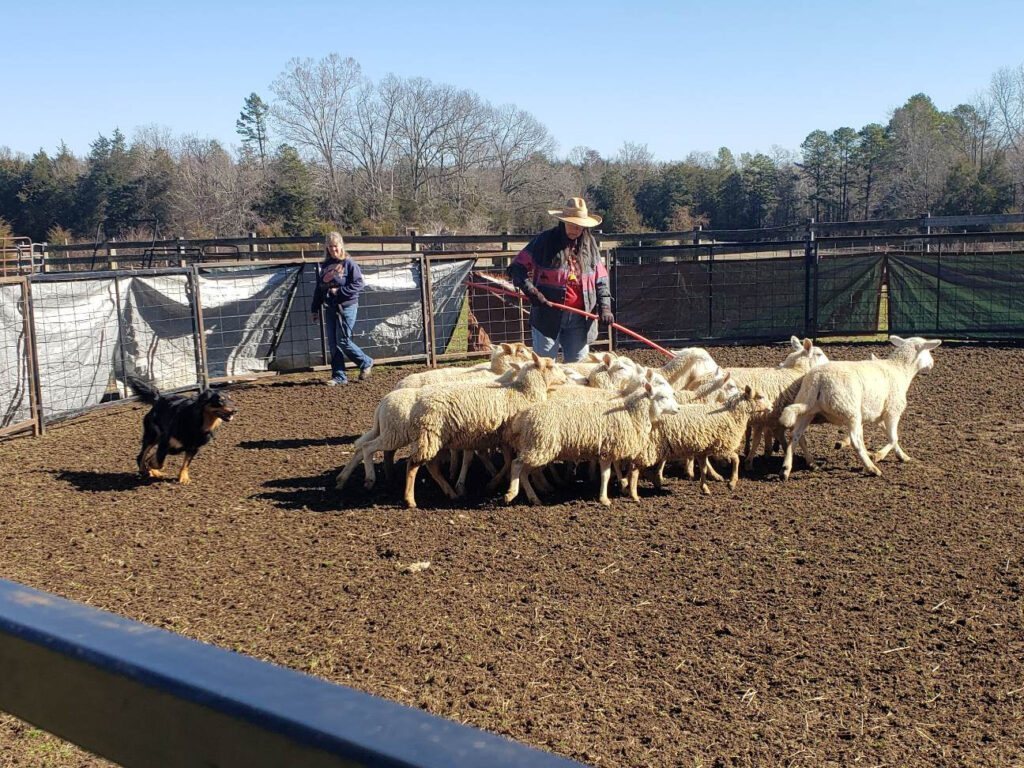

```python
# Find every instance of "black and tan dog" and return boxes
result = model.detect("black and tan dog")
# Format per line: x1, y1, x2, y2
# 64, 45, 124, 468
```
127, 377, 238, 484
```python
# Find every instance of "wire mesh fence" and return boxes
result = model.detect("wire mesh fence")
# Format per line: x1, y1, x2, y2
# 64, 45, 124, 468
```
5, 233, 1023, 437
0, 278, 37, 436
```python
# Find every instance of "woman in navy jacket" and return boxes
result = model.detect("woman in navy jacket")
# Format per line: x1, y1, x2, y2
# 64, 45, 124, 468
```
311, 232, 374, 385
507, 197, 614, 362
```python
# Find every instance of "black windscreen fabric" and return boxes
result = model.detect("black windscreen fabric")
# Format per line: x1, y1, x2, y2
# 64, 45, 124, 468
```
708, 257, 806, 340
815, 253, 884, 335
889, 251, 1024, 337
613, 259, 710, 345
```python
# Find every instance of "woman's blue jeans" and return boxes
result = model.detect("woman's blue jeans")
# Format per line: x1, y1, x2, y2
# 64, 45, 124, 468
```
325, 303, 373, 381
531, 310, 590, 363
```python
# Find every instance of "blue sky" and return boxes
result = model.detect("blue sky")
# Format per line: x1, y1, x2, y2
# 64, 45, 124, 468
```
3, 0, 1022, 161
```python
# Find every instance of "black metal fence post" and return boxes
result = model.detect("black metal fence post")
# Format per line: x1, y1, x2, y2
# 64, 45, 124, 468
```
706, 244, 714, 339
804, 218, 816, 339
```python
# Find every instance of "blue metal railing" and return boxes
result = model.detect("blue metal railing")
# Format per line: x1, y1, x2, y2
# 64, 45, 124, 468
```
0, 579, 586, 768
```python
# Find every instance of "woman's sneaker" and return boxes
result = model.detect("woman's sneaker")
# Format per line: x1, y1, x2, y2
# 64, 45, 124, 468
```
358, 363, 373, 381
326, 376, 348, 386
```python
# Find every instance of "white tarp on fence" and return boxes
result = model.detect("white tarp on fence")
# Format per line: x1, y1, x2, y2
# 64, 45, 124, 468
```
31, 278, 120, 421
0, 283, 32, 429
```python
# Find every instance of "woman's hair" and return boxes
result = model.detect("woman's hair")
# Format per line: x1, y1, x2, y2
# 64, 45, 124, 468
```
324, 231, 346, 259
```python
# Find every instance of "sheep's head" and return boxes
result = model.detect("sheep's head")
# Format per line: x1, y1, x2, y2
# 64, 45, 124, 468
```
738, 385, 773, 415
780, 336, 830, 370
890, 335, 942, 374
644, 380, 681, 422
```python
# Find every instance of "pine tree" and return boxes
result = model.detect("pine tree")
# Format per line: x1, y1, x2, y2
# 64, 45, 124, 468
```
236, 93, 271, 169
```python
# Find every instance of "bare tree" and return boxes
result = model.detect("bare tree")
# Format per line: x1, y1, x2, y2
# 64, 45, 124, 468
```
489, 104, 556, 198
171, 136, 256, 237
269, 54, 362, 219
392, 77, 460, 210
340, 75, 401, 219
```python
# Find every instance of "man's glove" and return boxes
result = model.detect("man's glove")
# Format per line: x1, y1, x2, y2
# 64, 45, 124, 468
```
600, 309, 615, 325
527, 289, 551, 308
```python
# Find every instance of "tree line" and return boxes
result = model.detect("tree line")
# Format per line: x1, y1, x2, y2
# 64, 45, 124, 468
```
1, 55, 1022, 244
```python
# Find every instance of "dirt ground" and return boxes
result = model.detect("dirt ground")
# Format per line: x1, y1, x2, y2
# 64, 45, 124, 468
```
1, 342, 1022, 768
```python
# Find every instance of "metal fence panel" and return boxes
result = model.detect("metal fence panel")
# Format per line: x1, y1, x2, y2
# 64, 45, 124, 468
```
0, 280, 36, 435
815, 253, 885, 336
613, 257, 711, 346
708, 256, 806, 340
888, 247, 1024, 337
117, 271, 200, 393
196, 265, 304, 380
30, 276, 120, 423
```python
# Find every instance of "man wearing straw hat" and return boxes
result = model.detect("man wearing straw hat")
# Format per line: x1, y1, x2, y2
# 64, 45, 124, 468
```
507, 197, 614, 362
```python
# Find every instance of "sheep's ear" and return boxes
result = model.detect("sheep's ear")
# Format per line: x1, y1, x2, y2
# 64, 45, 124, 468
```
508, 361, 524, 371
644, 381, 653, 394
601, 352, 612, 366
920, 339, 942, 350
531, 351, 542, 366
645, 368, 655, 380
802, 337, 813, 351
743, 385, 753, 399
889, 335, 906, 346
500, 342, 513, 354
722, 371, 731, 383
790, 335, 802, 350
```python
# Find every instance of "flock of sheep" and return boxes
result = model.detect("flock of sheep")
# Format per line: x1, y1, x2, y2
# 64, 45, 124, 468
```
334, 335, 942, 508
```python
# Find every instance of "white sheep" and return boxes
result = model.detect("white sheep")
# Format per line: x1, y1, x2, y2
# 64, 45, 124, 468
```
394, 342, 530, 389
779, 336, 942, 479
335, 349, 527, 492
651, 386, 773, 495
661, 347, 719, 390
725, 337, 830, 470
503, 380, 681, 506
404, 353, 567, 508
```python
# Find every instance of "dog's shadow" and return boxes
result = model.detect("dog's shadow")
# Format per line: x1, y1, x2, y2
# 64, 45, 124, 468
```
54, 469, 150, 492
237, 435, 359, 450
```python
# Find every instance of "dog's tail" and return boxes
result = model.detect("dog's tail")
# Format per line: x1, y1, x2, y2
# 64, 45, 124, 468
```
127, 376, 160, 404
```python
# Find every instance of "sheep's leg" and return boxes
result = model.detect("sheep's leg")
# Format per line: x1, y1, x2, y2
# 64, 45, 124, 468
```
727, 452, 741, 491
781, 415, 813, 481
485, 446, 513, 493
743, 423, 752, 459
454, 450, 473, 497
425, 458, 460, 498
704, 458, 725, 483
684, 456, 696, 480
834, 431, 850, 450
762, 426, 774, 456
613, 461, 628, 492
627, 466, 641, 502
847, 420, 882, 476
446, 448, 460, 481
520, 462, 545, 506
476, 451, 498, 476
597, 458, 613, 506
653, 459, 667, 490
503, 458, 524, 504
588, 460, 598, 483
382, 451, 396, 484
744, 425, 760, 471
530, 468, 553, 494
874, 411, 912, 463
699, 454, 712, 495
335, 449, 364, 490
404, 462, 422, 508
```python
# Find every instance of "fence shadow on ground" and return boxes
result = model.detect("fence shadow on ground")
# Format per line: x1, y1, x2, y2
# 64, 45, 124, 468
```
237, 435, 359, 450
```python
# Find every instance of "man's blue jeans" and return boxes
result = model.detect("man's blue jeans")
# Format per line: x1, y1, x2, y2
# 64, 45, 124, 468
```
325, 303, 373, 381
531, 310, 590, 363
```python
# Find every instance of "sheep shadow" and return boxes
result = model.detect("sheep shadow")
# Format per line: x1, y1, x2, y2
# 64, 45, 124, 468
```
54, 469, 150, 492
237, 435, 360, 450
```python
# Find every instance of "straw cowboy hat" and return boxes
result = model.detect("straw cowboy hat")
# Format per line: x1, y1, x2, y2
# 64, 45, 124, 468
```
548, 197, 603, 228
